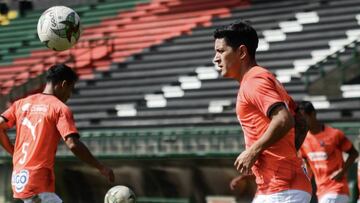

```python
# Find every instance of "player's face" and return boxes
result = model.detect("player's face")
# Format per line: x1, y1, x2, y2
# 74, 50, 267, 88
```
213, 38, 242, 80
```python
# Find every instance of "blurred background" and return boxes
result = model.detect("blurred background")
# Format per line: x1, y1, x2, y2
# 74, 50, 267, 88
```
0, 0, 359, 202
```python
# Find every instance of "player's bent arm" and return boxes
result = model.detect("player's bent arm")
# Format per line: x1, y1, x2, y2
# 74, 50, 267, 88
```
250, 104, 294, 155
294, 110, 308, 151
331, 145, 359, 181
0, 117, 14, 155
65, 134, 115, 182
343, 146, 359, 173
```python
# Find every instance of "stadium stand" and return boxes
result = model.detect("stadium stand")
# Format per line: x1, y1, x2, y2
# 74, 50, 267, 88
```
64, 0, 360, 130
0, 0, 360, 202
0, 0, 358, 155
0, 0, 247, 108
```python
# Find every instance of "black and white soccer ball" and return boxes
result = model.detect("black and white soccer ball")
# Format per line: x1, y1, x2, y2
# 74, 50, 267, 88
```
37, 6, 81, 51
104, 185, 136, 203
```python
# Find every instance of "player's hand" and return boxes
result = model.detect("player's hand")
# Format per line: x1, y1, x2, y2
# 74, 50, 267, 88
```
234, 148, 259, 175
99, 166, 115, 183
230, 174, 255, 190
330, 168, 344, 181
230, 175, 243, 190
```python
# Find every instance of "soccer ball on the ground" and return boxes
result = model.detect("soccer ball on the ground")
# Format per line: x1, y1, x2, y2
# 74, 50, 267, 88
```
104, 185, 136, 203
37, 6, 81, 51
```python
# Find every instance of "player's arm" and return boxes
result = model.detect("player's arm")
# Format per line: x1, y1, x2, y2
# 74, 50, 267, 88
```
331, 145, 358, 181
64, 134, 114, 182
250, 103, 294, 154
294, 109, 308, 151
0, 116, 14, 155
235, 104, 294, 173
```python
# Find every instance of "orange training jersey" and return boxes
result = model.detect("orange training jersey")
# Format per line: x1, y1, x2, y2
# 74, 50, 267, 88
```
1, 93, 78, 199
300, 126, 352, 198
236, 66, 311, 195
358, 161, 360, 200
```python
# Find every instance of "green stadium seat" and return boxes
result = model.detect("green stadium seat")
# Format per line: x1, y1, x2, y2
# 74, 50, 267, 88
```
0, 42, 22, 50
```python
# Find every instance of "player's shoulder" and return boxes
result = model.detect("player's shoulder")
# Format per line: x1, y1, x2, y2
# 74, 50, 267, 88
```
325, 125, 342, 133
52, 100, 71, 112
247, 66, 275, 81
325, 125, 344, 139
242, 67, 276, 89
12, 93, 38, 107
40, 95, 71, 113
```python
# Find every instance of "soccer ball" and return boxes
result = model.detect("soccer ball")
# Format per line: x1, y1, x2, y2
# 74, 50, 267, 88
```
104, 185, 136, 203
37, 6, 81, 51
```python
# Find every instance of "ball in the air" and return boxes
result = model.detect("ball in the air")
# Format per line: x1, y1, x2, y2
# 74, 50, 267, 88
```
37, 6, 81, 51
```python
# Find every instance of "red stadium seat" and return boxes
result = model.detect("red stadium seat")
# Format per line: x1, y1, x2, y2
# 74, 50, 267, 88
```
0, 0, 247, 99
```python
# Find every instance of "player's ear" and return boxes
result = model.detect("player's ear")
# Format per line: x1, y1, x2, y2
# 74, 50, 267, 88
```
60, 80, 68, 88
237, 45, 247, 59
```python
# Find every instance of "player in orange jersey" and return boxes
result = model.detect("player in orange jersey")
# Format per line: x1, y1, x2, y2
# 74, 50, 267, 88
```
0, 64, 114, 203
358, 161, 360, 203
298, 101, 358, 203
213, 21, 312, 202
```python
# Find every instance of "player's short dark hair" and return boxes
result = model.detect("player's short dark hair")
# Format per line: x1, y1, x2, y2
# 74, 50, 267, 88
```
298, 101, 316, 114
213, 21, 258, 59
46, 64, 78, 84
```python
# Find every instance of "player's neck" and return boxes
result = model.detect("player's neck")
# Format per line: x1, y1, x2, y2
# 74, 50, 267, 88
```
238, 60, 258, 82
42, 83, 55, 96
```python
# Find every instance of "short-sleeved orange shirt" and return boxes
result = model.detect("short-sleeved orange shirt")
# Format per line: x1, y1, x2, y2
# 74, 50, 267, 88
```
300, 126, 352, 198
1, 93, 78, 199
236, 66, 311, 195
358, 161, 360, 200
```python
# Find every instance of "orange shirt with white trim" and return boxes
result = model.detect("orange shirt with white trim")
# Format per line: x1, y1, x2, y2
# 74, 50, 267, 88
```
300, 126, 352, 198
236, 66, 311, 195
1, 93, 78, 199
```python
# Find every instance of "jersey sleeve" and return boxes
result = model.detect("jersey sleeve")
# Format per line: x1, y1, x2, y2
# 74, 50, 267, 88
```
243, 75, 286, 117
1, 102, 17, 128
336, 129, 353, 152
56, 106, 79, 140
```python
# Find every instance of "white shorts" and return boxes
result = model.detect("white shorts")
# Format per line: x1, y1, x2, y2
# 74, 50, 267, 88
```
22, 192, 62, 203
319, 193, 349, 203
252, 189, 311, 203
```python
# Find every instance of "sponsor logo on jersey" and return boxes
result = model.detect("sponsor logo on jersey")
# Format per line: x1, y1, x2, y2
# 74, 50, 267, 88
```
308, 151, 328, 161
12, 170, 29, 193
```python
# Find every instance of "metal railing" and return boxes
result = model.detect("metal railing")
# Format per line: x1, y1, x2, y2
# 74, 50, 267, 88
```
0, 127, 244, 159
303, 39, 360, 88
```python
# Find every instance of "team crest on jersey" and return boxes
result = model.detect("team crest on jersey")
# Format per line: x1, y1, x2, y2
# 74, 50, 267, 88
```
319, 140, 325, 147
12, 170, 29, 193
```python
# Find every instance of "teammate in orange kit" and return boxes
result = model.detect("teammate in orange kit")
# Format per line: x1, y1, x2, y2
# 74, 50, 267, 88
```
0, 64, 114, 203
213, 21, 311, 202
358, 162, 360, 203
298, 101, 358, 203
